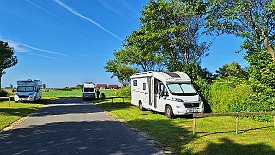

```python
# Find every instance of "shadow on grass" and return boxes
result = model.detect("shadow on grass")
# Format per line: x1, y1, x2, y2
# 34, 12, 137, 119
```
197, 137, 275, 155
198, 125, 273, 138
127, 119, 196, 154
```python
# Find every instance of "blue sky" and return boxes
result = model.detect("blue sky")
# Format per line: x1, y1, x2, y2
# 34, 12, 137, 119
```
0, 0, 246, 88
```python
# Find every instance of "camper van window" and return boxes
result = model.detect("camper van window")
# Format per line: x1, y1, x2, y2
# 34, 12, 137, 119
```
160, 83, 168, 96
167, 83, 197, 96
84, 88, 94, 92
143, 83, 146, 90
133, 80, 137, 86
17, 86, 34, 92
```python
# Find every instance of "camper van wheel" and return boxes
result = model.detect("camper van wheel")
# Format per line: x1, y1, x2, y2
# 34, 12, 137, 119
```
165, 105, 174, 119
139, 101, 144, 111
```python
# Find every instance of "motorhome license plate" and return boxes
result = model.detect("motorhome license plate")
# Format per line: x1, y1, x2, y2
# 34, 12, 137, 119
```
188, 109, 198, 113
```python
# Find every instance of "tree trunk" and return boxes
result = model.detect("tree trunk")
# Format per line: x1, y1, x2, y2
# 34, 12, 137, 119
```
263, 35, 275, 62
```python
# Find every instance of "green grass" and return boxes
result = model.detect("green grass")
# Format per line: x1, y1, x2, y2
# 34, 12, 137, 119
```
0, 101, 44, 129
93, 99, 275, 154
43, 90, 82, 98
42, 89, 116, 99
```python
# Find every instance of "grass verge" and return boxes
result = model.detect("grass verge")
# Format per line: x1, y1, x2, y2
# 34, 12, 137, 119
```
93, 99, 275, 154
0, 101, 44, 130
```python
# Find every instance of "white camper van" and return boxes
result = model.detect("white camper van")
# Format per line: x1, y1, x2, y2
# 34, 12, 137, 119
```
131, 72, 204, 118
82, 82, 96, 100
14, 79, 42, 102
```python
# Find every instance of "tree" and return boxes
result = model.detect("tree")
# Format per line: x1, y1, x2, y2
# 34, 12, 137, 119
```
0, 41, 18, 89
139, 0, 210, 71
104, 59, 138, 86
122, 29, 165, 71
215, 62, 248, 79
205, 0, 275, 62
42, 84, 46, 89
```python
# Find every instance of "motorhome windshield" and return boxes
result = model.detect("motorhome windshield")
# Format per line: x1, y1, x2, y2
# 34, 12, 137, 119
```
17, 86, 34, 92
83, 88, 94, 92
167, 83, 197, 96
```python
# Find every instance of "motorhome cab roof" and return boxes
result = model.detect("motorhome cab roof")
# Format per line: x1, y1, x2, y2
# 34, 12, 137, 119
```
17, 79, 42, 86
130, 71, 191, 83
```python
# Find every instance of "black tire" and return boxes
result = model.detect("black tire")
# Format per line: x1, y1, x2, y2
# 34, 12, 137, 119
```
165, 105, 174, 119
139, 101, 144, 111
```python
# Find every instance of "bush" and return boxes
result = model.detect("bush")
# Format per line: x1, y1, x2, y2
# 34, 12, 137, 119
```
0, 89, 8, 97
193, 77, 212, 112
209, 79, 252, 113
111, 87, 131, 97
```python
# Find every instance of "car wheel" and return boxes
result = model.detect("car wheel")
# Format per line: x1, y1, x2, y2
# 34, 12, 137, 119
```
165, 105, 174, 119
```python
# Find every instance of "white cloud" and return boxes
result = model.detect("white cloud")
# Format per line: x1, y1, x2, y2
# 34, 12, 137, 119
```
4, 39, 67, 59
25, 52, 59, 60
54, 0, 122, 41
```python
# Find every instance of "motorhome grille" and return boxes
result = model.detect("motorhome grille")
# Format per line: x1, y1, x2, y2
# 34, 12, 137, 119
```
184, 102, 200, 108
166, 72, 180, 78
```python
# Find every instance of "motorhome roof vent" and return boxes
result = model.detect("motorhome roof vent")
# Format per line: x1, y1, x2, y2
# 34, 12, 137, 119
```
166, 72, 180, 78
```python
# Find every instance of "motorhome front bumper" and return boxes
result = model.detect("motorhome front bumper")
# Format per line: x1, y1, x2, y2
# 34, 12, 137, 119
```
15, 95, 35, 101
82, 93, 95, 98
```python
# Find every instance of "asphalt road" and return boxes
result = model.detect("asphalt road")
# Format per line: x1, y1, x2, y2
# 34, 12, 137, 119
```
0, 98, 162, 155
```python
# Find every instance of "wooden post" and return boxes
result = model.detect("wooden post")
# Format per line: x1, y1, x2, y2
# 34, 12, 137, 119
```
9, 97, 10, 107
112, 98, 114, 103
123, 97, 124, 103
236, 115, 239, 134
273, 115, 275, 128
193, 117, 196, 135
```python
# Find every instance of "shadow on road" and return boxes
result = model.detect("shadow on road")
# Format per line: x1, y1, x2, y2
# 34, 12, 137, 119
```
0, 121, 159, 155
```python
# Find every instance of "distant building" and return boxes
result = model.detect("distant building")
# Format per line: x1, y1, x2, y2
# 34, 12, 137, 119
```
96, 84, 107, 90
107, 85, 118, 90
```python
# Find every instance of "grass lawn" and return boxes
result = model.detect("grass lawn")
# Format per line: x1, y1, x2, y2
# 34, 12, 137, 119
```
0, 101, 44, 130
42, 89, 116, 99
93, 98, 275, 154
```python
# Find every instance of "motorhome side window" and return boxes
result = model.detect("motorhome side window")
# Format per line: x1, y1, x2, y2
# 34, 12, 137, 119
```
133, 80, 137, 86
143, 83, 146, 90
160, 83, 168, 96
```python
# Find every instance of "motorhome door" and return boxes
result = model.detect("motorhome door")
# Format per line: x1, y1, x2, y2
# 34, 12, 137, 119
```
154, 79, 168, 111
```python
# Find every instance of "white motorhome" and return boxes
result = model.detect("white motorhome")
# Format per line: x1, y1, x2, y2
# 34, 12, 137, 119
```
131, 72, 204, 118
82, 82, 96, 100
14, 79, 42, 102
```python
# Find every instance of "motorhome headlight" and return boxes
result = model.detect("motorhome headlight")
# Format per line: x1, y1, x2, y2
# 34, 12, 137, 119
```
172, 97, 184, 102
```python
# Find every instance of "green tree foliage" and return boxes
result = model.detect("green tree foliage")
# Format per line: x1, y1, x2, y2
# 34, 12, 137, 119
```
122, 30, 164, 71
42, 84, 46, 89
105, 59, 138, 86
215, 62, 248, 79
205, 0, 275, 62
0, 41, 18, 89
205, 0, 275, 116
139, 0, 210, 71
